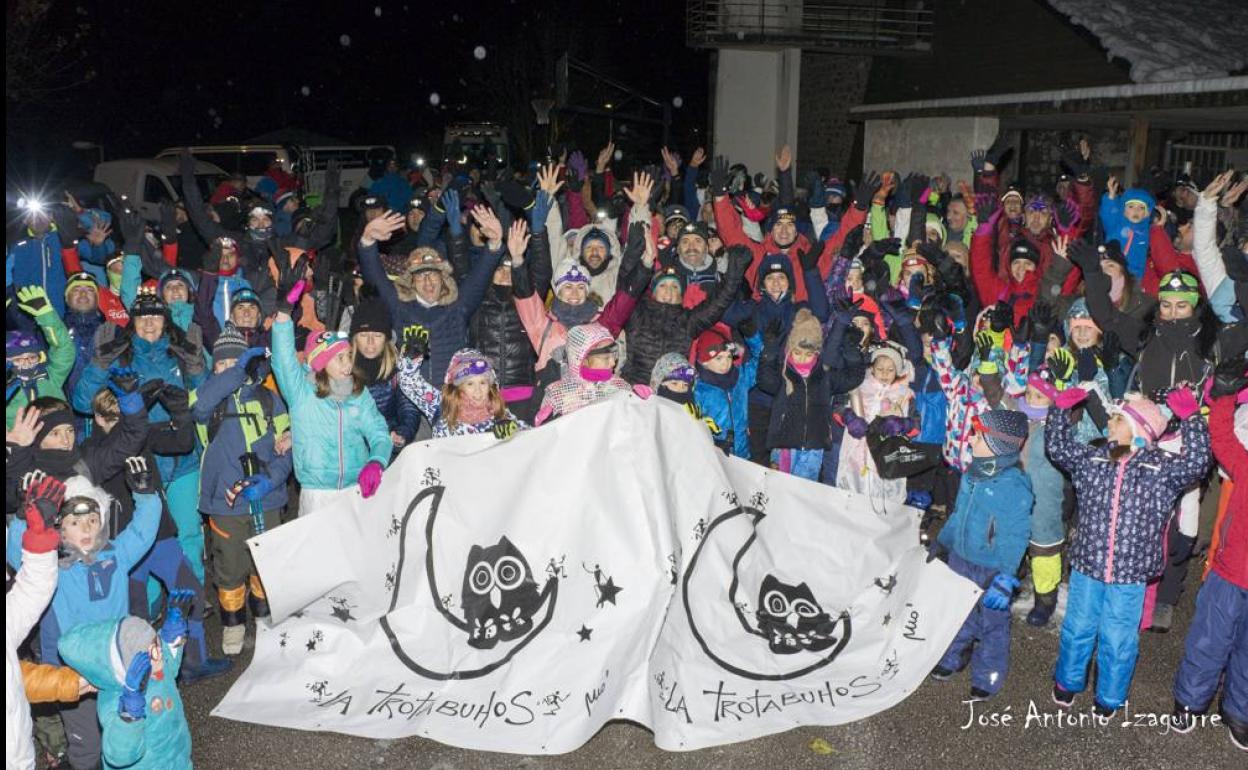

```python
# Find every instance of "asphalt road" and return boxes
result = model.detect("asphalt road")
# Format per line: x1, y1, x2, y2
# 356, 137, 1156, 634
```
177, 563, 1242, 770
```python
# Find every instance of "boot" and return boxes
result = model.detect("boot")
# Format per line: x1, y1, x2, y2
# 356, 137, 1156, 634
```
1149, 602, 1174, 633
1170, 700, 1203, 735
1228, 713, 1248, 752
249, 592, 271, 620
222, 623, 246, 656
180, 656, 234, 684
1026, 590, 1058, 627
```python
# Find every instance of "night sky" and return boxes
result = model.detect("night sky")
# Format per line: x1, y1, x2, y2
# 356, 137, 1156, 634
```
6, 0, 709, 185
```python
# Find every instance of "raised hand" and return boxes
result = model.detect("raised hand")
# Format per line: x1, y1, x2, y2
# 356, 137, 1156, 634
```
970, 149, 987, 175
688, 147, 706, 168
360, 211, 404, 246
119, 651, 152, 722
159, 201, 179, 243
775, 145, 792, 173
1051, 234, 1071, 259
853, 172, 882, 211
7, 405, 44, 447
660, 147, 681, 178
1106, 175, 1122, 199
15, 285, 54, 318
471, 204, 503, 244
595, 141, 615, 174
124, 456, 158, 495
536, 163, 564, 196
506, 219, 530, 262
708, 155, 730, 197
626, 170, 655, 208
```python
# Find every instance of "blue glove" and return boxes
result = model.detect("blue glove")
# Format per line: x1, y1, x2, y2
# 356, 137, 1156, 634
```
159, 588, 194, 645
530, 191, 552, 234
981, 574, 1020, 611
236, 347, 267, 369
442, 189, 463, 237
906, 272, 926, 310
119, 651, 151, 722
241, 474, 275, 503
106, 366, 145, 415
805, 172, 827, 208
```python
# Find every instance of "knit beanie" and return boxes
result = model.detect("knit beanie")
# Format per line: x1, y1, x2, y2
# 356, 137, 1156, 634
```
212, 323, 248, 362
1097, 240, 1127, 270
693, 327, 738, 365
553, 258, 592, 295
1158, 270, 1201, 308
7, 329, 46, 358
1111, 394, 1169, 448
785, 308, 823, 356
157, 268, 196, 295
650, 266, 684, 296
112, 617, 157, 684
349, 298, 392, 337
129, 292, 168, 319
869, 343, 905, 373
230, 287, 262, 311
65, 271, 97, 296
1008, 238, 1040, 268
1065, 297, 1100, 336
580, 228, 611, 257
975, 409, 1029, 456
304, 329, 351, 373
649, 352, 696, 391
445, 348, 497, 387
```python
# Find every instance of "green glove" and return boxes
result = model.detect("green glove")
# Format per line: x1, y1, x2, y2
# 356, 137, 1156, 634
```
16, 286, 53, 318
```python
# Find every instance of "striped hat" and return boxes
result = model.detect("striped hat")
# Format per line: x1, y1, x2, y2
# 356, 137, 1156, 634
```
973, 409, 1029, 456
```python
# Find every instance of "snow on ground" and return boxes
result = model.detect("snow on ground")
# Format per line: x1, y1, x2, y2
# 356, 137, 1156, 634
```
1048, 0, 1248, 83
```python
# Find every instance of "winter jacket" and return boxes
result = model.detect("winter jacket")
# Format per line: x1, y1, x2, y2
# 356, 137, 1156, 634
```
970, 219, 1042, 323
536, 323, 640, 425
469, 284, 537, 387
193, 269, 254, 347
7, 492, 161, 665
693, 332, 762, 458
621, 251, 748, 385
1100, 188, 1155, 279
269, 319, 391, 490
73, 329, 206, 483
911, 361, 948, 446
714, 194, 866, 302
1143, 224, 1199, 297
6, 227, 70, 317
396, 357, 527, 438
364, 371, 420, 446
937, 453, 1034, 576
6, 547, 58, 770
929, 337, 1029, 471
58, 619, 191, 770
5, 310, 75, 429
1045, 407, 1210, 584
358, 241, 497, 385
1021, 414, 1066, 547
191, 363, 293, 516
767, 362, 835, 451
1191, 195, 1237, 323
1134, 317, 1208, 395
1208, 395, 1247, 589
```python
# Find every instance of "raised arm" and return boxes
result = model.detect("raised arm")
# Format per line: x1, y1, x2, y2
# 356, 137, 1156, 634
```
178, 149, 225, 243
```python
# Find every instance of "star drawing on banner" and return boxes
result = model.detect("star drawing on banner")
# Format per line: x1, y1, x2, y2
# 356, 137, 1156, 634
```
882, 612, 892, 627
329, 597, 356, 623
577, 625, 593, 642
874, 573, 897, 595
596, 577, 622, 607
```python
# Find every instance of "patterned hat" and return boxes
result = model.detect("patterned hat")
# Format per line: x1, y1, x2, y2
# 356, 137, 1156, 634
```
650, 266, 684, 295
649, 352, 696, 390
7, 329, 46, 358
230, 287, 262, 310
212, 323, 248, 362
553, 258, 592, 295
973, 409, 1029, 456
692, 327, 739, 365
445, 348, 497, 387
1110, 394, 1168, 448
303, 329, 350, 373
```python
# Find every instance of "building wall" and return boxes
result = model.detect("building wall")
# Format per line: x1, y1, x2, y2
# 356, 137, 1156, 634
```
712, 48, 801, 178
863, 116, 1001, 183
797, 53, 872, 178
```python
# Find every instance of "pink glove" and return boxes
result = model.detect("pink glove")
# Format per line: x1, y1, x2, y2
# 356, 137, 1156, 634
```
1027, 373, 1059, 403
631, 384, 653, 400
357, 461, 383, 499
286, 279, 307, 307
1053, 386, 1088, 410
1166, 387, 1199, 420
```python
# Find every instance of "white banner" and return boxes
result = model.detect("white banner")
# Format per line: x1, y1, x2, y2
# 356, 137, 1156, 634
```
212, 396, 980, 753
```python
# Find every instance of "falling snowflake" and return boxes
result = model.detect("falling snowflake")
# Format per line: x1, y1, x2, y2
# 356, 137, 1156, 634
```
207, 107, 217, 116
340, 34, 351, 47
300, 85, 311, 96
374, 6, 382, 16
226, 79, 234, 86
613, 149, 623, 161
452, 12, 460, 22
672, 95, 684, 108
619, 124, 629, 135
736, 30, 745, 40
473, 46, 487, 60
429, 92, 441, 106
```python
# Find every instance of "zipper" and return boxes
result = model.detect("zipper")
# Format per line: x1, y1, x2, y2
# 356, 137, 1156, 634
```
1105, 459, 1128, 581
336, 402, 345, 489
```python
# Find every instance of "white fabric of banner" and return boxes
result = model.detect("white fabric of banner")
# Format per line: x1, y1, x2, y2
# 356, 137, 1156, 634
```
212, 395, 980, 753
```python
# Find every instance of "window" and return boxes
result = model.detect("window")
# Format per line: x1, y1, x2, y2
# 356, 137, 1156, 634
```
143, 174, 173, 205
167, 173, 222, 202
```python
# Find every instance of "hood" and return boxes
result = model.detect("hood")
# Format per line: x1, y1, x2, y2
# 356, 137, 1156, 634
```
564, 323, 615, 377
570, 224, 623, 273
1120, 187, 1157, 214
58, 475, 115, 566
57, 618, 127, 690
761, 229, 809, 256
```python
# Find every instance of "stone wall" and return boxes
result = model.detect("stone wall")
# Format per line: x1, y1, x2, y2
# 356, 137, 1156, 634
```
797, 53, 871, 178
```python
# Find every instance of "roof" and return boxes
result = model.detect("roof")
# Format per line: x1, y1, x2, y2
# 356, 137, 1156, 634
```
1047, 0, 1248, 83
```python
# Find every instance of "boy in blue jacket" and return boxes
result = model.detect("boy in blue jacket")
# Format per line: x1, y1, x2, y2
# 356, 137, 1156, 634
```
1099, 177, 1154, 279
57, 599, 194, 770
930, 409, 1033, 701
692, 319, 762, 458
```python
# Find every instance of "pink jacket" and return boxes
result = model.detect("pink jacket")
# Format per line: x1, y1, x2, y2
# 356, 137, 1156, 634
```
513, 289, 638, 372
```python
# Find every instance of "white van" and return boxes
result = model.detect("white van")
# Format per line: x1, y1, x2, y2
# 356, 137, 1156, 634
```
93, 158, 227, 222
155, 144, 395, 208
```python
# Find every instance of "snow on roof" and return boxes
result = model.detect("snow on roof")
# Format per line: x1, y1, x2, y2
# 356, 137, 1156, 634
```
1047, 0, 1248, 83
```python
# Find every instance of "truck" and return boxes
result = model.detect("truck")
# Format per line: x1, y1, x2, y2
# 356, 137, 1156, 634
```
92, 158, 227, 222
155, 144, 396, 208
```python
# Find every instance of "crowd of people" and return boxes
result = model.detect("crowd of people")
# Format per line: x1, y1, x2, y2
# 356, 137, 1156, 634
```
5, 132, 1247, 767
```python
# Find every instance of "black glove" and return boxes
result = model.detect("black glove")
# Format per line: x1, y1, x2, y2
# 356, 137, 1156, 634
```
843, 323, 866, 352
401, 327, 430, 360
1221, 243, 1248, 284
124, 456, 158, 495
1025, 299, 1055, 343
166, 325, 199, 362
863, 237, 900, 264
762, 318, 785, 349
49, 204, 80, 244
916, 240, 945, 266
985, 138, 1013, 170
138, 379, 165, 410
1068, 241, 1101, 275
708, 156, 730, 198
93, 334, 131, 370
853, 172, 882, 211
917, 304, 947, 341
738, 316, 758, 339
797, 245, 819, 273
118, 206, 146, 253
839, 225, 865, 260
491, 419, 519, 440
159, 201, 179, 243
1210, 354, 1248, 398
1046, 349, 1077, 383
1076, 347, 1099, 382
157, 385, 190, 415
988, 302, 1013, 334
1100, 330, 1121, 369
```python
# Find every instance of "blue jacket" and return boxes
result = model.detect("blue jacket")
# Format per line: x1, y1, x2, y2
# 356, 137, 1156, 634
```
694, 332, 762, 458
192, 364, 293, 516
911, 361, 948, 446
6, 228, 68, 317
1100, 188, 1155, 279
58, 618, 191, 770
366, 373, 421, 446
7, 492, 161, 665
73, 333, 206, 483
937, 454, 1033, 576
269, 319, 392, 490
65, 308, 106, 414
358, 241, 499, 385
1022, 417, 1065, 547
369, 172, 413, 213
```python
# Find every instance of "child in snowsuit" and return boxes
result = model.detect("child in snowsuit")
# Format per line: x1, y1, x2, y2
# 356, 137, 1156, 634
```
57, 607, 193, 770
691, 319, 762, 458
767, 309, 841, 481
534, 323, 647, 425
930, 409, 1033, 700
1099, 183, 1155, 280
1046, 387, 1210, 719
397, 346, 526, 438
837, 341, 918, 505
7, 285, 76, 428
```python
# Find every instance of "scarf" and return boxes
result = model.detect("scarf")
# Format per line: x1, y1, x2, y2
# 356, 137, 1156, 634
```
698, 363, 740, 391
328, 376, 355, 401
456, 398, 494, 426
787, 354, 816, 379
32, 447, 84, 478
659, 386, 693, 405
355, 353, 384, 385
581, 366, 615, 383
967, 451, 1019, 479
1017, 397, 1049, 422
552, 298, 598, 327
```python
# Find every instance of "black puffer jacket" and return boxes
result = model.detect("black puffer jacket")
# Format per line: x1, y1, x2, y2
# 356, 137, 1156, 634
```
470, 283, 536, 387
620, 248, 749, 385
767, 362, 834, 450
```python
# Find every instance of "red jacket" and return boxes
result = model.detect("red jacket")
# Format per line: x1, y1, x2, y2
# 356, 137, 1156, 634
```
1142, 224, 1199, 296
1208, 394, 1247, 589
714, 196, 866, 302
970, 222, 1040, 323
